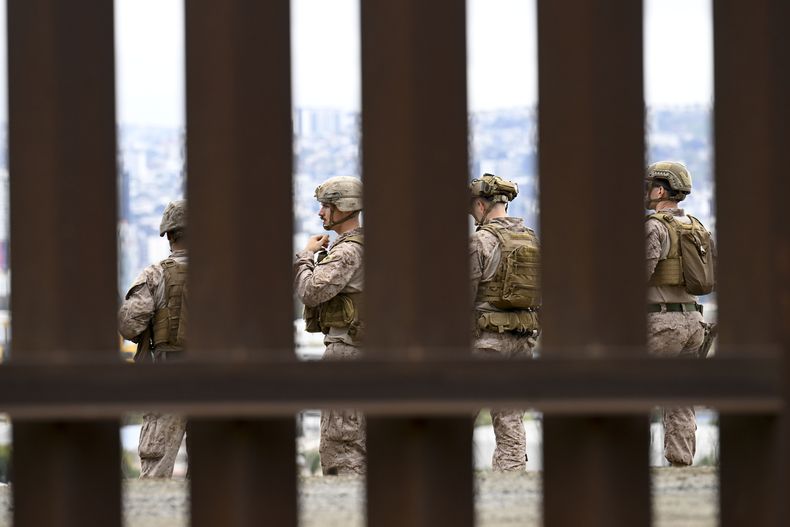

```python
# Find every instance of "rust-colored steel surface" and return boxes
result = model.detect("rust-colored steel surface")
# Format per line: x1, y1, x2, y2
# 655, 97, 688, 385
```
186, 0, 294, 359
779, 2, 790, 517
361, 0, 473, 525
7, 0, 122, 526
537, 0, 650, 525
8, 4, 118, 360
714, 1, 790, 525
1, 0, 787, 525
0, 357, 781, 417
185, 1, 297, 525
189, 418, 296, 527
14, 422, 122, 526
362, 2, 469, 356
367, 418, 473, 527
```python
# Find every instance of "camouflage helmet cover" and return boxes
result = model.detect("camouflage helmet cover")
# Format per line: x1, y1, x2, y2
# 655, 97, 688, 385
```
470, 173, 519, 203
646, 161, 692, 200
159, 199, 186, 236
315, 176, 363, 212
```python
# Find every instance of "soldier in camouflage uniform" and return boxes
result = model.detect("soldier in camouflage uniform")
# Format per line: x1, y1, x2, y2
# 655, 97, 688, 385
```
645, 162, 715, 466
294, 176, 365, 475
119, 200, 188, 478
470, 174, 540, 472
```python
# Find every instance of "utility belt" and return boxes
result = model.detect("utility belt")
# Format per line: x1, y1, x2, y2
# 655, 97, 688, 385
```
476, 309, 539, 337
647, 302, 703, 315
304, 293, 363, 338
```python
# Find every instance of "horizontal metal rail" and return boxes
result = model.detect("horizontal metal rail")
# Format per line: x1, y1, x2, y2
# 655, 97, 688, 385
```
0, 356, 781, 418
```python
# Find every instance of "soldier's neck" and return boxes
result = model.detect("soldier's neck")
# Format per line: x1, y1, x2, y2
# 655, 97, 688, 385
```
170, 240, 187, 252
654, 201, 679, 212
485, 208, 508, 221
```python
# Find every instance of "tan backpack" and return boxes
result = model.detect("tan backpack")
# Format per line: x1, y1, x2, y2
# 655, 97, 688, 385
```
647, 213, 716, 295
475, 224, 541, 310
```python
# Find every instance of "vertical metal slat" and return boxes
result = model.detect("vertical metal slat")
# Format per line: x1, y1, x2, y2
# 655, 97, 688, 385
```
779, 0, 790, 516
13, 423, 121, 526
8, 0, 121, 525
361, 0, 473, 525
186, 1, 297, 526
714, 1, 788, 525
366, 418, 473, 527
189, 418, 297, 527
537, 0, 650, 525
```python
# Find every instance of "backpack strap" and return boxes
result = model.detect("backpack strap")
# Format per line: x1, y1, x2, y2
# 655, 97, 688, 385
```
340, 233, 364, 246
647, 213, 683, 286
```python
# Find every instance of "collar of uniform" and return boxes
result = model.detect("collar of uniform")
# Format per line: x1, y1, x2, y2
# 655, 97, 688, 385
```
332, 226, 363, 247
486, 216, 524, 229
170, 249, 188, 258
655, 208, 685, 216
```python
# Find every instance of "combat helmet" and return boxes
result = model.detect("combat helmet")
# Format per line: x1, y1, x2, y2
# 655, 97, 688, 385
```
315, 176, 362, 230
315, 176, 363, 212
646, 161, 692, 202
469, 173, 518, 226
159, 200, 186, 237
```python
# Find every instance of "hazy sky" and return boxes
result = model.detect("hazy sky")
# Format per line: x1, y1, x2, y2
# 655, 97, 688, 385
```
0, 0, 713, 127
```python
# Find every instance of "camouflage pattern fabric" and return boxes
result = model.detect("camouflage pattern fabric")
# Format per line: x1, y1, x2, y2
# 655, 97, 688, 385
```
314, 176, 363, 212
647, 161, 692, 195
159, 200, 186, 236
119, 249, 189, 478
295, 229, 366, 474
646, 211, 707, 465
471, 216, 538, 471
139, 412, 187, 478
119, 249, 188, 341
294, 228, 364, 347
647, 312, 705, 465
319, 343, 366, 475
475, 333, 535, 471
646, 208, 699, 304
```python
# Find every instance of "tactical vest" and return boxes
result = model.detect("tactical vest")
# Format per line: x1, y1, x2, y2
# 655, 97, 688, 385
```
475, 223, 541, 310
647, 213, 715, 295
303, 234, 364, 337
152, 258, 188, 351
474, 223, 541, 335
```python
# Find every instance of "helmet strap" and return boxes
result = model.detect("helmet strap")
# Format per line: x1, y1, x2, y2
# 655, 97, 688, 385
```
324, 209, 360, 231
475, 200, 497, 229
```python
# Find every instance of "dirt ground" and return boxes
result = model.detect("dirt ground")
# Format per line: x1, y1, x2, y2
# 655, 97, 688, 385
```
0, 467, 717, 526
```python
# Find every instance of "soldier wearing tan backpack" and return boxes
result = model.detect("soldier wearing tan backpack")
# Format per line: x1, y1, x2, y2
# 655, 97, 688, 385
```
469, 174, 540, 471
644, 161, 717, 467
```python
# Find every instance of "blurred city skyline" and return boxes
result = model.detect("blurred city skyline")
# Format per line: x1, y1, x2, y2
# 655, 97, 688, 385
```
0, 0, 714, 127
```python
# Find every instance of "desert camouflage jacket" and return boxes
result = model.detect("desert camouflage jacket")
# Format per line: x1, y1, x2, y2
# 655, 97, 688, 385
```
118, 249, 188, 341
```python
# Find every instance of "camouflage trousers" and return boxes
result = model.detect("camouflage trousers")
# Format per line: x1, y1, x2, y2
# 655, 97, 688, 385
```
475, 330, 536, 472
647, 311, 705, 466
139, 413, 187, 478
320, 342, 366, 475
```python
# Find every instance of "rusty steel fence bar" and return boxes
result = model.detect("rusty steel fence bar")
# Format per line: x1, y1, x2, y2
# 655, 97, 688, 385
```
360, 0, 473, 525
7, 0, 122, 526
538, 1, 649, 525
714, 1, 790, 525
185, 0, 297, 526
0, 357, 780, 417
779, 0, 790, 518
